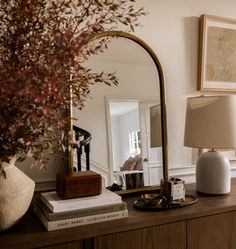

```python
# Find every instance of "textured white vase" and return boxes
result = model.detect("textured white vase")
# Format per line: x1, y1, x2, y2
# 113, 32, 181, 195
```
0, 157, 35, 231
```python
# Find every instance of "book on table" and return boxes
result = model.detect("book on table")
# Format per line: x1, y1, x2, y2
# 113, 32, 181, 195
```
33, 203, 128, 231
40, 188, 122, 213
34, 189, 128, 231
36, 198, 127, 221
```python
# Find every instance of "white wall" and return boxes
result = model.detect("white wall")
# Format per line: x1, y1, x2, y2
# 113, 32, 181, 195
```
133, 0, 236, 182
18, 0, 236, 187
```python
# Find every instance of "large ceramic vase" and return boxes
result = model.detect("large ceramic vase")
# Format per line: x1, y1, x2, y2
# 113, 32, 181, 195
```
0, 157, 35, 231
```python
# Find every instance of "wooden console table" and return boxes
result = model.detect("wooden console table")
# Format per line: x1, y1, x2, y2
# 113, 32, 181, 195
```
2, 180, 236, 249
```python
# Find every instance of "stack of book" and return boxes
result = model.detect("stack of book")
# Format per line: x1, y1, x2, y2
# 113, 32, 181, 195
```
33, 189, 128, 231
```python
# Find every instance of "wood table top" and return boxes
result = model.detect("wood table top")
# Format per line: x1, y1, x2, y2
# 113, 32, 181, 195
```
1, 180, 236, 249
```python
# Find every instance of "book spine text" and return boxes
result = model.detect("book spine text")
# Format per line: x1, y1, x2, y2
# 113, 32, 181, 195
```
34, 206, 128, 231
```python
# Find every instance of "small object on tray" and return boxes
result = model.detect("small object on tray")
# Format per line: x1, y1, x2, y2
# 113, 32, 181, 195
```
161, 177, 185, 202
141, 193, 162, 206
106, 183, 123, 192
133, 194, 198, 210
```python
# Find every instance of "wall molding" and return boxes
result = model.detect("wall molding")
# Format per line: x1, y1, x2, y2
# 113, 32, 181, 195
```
169, 163, 236, 183
35, 163, 236, 191
81, 157, 110, 186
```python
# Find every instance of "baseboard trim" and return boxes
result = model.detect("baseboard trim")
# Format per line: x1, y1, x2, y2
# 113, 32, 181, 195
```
81, 156, 110, 174
169, 163, 236, 183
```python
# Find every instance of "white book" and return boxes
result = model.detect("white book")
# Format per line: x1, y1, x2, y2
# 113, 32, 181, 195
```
34, 204, 128, 231
40, 189, 122, 213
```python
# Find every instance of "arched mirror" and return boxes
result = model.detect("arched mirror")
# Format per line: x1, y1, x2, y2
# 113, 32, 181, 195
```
73, 31, 168, 194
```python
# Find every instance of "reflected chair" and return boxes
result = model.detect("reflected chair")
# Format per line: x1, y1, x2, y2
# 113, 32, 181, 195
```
73, 126, 92, 172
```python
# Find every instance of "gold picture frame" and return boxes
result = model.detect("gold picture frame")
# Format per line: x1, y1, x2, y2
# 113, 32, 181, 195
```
198, 14, 236, 92
198, 148, 236, 162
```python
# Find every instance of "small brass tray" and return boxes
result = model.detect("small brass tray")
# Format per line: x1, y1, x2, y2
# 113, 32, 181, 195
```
133, 194, 198, 210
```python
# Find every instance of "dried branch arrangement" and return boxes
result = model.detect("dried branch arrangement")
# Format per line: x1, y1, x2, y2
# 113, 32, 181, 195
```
0, 0, 146, 167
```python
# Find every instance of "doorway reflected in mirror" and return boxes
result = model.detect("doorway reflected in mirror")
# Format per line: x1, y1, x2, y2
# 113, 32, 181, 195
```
108, 101, 143, 190
106, 99, 163, 190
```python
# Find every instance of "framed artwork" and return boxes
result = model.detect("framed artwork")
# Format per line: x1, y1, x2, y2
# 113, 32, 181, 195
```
198, 148, 236, 162
198, 14, 236, 92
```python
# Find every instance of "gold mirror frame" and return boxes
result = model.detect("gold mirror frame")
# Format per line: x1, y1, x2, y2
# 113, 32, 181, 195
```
71, 31, 168, 194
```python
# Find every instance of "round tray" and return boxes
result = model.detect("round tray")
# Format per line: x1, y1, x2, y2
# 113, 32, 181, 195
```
133, 194, 198, 210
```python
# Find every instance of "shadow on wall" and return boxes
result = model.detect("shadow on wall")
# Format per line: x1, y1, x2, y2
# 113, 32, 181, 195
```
16, 156, 68, 188
183, 16, 199, 94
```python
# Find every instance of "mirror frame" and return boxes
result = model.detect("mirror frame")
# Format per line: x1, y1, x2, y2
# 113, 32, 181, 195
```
85, 31, 168, 194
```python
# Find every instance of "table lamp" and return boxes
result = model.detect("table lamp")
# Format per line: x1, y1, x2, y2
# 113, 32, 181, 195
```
184, 95, 236, 194
150, 104, 162, 148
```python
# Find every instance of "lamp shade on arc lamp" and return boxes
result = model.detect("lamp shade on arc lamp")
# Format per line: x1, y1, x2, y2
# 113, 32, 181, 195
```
184, 95, 236, 194
150, 104, 162, 148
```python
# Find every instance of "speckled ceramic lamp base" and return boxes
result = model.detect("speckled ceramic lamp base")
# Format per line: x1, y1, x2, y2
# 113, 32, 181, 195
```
196, 151, 231, 195
0, 157, 35, 231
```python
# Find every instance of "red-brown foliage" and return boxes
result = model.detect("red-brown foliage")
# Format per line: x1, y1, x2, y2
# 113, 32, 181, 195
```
0, 0, 146, 166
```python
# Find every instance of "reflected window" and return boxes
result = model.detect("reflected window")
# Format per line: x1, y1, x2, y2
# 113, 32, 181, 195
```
129, 130, 141, 156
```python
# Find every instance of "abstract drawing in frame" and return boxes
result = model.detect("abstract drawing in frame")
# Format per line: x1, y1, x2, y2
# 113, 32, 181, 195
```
198, 14, 236, 92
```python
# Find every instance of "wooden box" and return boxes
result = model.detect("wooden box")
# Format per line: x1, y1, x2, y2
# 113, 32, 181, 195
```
56, 170, 102, 199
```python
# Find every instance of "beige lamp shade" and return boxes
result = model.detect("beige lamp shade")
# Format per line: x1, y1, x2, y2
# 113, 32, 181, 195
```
184, 95, 236, 149
150, 104, 162, 148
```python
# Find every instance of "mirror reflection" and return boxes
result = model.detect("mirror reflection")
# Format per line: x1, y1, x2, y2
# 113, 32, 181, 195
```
74, 35, 163, 192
